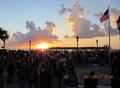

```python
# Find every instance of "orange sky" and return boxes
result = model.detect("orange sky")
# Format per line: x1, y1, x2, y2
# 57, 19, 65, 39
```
0, 0, 120, 50
5, 35, 120, 50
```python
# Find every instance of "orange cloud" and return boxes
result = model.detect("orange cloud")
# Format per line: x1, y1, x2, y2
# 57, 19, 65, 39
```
64, 16, 75, 26
111, 16, 118, 28
7, 21, 58, 47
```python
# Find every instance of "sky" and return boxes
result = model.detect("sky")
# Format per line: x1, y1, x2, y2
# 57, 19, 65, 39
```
0, 0, 120, 49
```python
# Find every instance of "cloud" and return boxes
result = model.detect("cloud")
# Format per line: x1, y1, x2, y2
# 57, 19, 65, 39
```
60, 1, 119, 38
62, 1, 108, 38
111, 9, 120, 28
95, 9, 120, 17
95, 8, 120, 36
64, 35, 71, 38
94, 12, 103, 18
111, 9, 120, 16
8, 21, 58, 45
58, 4, 72, 15
95, 8, 120, 28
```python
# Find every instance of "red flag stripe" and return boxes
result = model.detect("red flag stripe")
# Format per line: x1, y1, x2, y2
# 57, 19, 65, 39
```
100, 9, 109, 23
100, 15, 109, 23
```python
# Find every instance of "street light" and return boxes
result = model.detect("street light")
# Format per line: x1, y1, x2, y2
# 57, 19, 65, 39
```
76, 36, 79, 48
116, 16, 120, 48
29, 40, 31, 52
76, 36, 79, 56
96, 40, 98, 48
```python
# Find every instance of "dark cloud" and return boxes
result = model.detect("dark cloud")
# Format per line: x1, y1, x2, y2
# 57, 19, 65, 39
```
8, 21, 58, 45
58, 4, 72, 15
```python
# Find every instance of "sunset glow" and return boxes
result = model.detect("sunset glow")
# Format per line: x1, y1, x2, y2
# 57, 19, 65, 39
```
0, 0, 120, 49
37, 43, 49, 49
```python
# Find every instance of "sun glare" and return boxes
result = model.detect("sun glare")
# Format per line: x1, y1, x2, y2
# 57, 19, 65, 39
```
37, 43, 49, 49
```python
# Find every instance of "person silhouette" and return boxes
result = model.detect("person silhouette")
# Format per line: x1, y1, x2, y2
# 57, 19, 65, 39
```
111, 56, 120, 88
84, 71, 98, 88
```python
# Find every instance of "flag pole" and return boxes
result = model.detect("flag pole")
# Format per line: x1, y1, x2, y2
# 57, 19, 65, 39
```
108, 6, 111, 64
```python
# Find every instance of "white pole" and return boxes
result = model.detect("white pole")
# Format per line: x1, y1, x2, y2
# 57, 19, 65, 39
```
108, 6, 111, 64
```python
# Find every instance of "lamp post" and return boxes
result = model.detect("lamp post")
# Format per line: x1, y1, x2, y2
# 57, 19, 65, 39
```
29, 40, 31, 52
96, 40, 98, 48
76, 36, 79, 56
116, 16, 120, 49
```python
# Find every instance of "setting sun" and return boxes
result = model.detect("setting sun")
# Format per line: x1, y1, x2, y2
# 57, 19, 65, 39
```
37, 43, 49, 49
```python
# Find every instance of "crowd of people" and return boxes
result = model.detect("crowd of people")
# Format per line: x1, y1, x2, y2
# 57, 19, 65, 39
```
0, 49, 119, 88
0, 50, 78, 88
111, 56, 120, 88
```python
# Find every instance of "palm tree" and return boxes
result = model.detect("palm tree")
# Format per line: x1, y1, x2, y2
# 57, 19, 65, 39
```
0, 28, 9, 49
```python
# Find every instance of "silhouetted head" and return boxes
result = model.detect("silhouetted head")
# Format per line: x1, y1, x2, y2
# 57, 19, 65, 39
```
112, 56, 119, 64
90, 71, 95, 76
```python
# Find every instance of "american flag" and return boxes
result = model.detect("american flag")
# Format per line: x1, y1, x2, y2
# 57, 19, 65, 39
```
100, 9, 109, 23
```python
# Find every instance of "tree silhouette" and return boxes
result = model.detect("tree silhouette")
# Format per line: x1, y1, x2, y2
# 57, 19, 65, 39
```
0, 28, 9, 49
